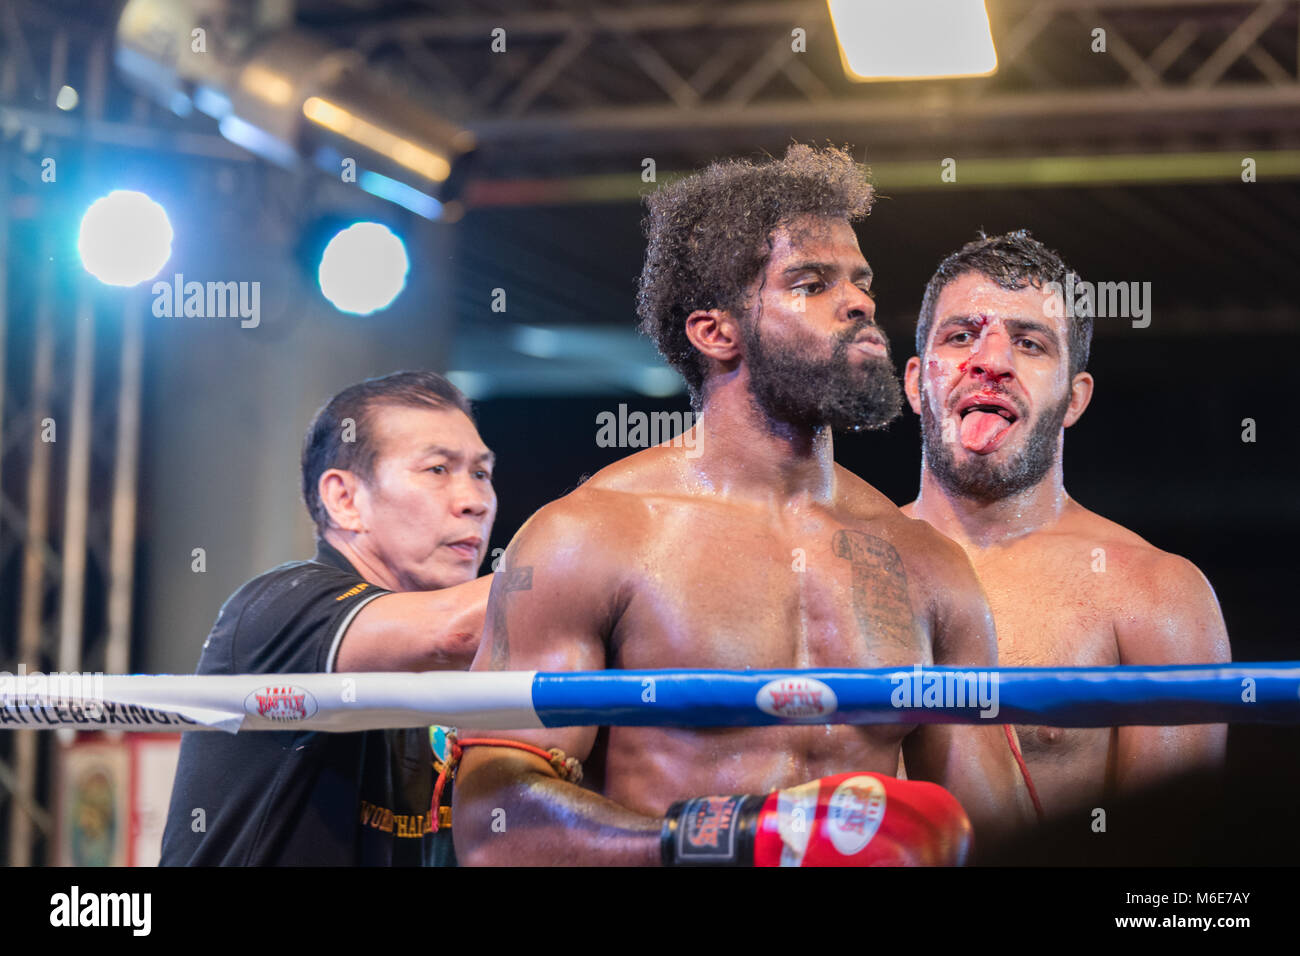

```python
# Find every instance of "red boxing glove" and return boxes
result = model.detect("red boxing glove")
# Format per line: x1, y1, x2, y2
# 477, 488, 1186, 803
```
661, 772, 971, 867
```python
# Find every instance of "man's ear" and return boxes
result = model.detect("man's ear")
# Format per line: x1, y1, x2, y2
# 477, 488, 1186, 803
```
1063, 372, 1094, 428
318, 468, 366, 533
684, 308, 743, 365
904, 355, 923, 415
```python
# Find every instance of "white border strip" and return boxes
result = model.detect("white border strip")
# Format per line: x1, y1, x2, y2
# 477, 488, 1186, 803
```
325, 590, 389, 674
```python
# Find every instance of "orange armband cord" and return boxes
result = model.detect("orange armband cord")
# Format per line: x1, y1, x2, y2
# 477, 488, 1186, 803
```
1003, 724, 1044, 822
430, 732, 584, 833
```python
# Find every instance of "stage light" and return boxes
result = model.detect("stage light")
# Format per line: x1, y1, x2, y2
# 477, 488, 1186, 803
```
117, 0, 476, 215
358, 170, 442, 221
303, 96, 455, 183
828, 0, 997, 81
56, 85, 79, 110
218, 115, 298, 169
77, 190, 174, 287
317, 222, 409, 315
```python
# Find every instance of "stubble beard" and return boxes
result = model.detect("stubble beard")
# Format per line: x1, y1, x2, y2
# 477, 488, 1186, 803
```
920, 386, 1071, 502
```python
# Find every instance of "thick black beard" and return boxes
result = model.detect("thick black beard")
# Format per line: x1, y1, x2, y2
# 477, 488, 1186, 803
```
741, 320, 903, 433
921, 388, 1071, 502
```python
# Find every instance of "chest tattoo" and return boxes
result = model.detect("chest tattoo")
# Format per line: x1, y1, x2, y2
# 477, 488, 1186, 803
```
832, 530, 916, 649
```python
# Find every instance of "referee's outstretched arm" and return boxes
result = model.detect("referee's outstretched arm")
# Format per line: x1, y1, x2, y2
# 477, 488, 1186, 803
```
334, 573, 492, 672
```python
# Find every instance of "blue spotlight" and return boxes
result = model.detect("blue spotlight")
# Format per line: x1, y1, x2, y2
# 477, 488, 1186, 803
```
317, 222, 409, 314
77, 190, 174, 286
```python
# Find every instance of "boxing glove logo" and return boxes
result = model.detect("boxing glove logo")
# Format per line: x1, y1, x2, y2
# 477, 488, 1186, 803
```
826, 775, 887, 856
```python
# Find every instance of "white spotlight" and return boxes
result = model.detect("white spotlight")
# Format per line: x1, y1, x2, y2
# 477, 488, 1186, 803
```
317, 222, 410, 315
77, 190, 174, 287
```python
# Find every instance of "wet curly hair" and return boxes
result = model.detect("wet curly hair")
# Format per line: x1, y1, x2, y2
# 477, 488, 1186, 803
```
636, 144, 875, 405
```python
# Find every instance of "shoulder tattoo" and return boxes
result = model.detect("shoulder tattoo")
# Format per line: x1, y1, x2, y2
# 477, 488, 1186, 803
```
488, 566, 534, 670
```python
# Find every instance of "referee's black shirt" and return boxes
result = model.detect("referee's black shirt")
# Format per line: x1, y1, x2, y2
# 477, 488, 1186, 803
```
160, 539, 446, 866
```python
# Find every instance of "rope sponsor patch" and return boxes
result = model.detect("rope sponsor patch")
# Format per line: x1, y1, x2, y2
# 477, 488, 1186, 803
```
243, 685, 319, 722
755, 676, 838, 721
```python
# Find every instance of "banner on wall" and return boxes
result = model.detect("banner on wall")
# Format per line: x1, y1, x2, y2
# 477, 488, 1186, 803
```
54, 733, 182, 867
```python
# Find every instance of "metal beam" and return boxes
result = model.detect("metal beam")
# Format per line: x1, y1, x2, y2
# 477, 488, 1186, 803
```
355, 2, 823, 47
1190, 0, 1289, 87
354, 0, 1287, 48
0, 104, 253, 160
462, 148, 1300, 207
9, 235, 56, 867
1085, 13, 1165, 90
1146, 20, 1202, 76
468, 83, 1300, 140
503, 28, 591, 115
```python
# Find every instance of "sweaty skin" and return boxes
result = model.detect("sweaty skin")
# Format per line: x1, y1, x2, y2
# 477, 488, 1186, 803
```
453, 219, 1034, 866
903, 272, 1231, 818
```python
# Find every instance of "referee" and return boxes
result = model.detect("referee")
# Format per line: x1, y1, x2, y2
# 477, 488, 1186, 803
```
161, 370, 497, 865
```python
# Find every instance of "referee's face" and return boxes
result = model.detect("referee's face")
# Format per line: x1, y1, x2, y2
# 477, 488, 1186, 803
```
357, 405, 497, 591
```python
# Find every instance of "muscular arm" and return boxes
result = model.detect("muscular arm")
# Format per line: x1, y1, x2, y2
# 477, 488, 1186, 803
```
452, 498, 662, 866
1114, 554, 1231, 792
333, 574, 492, 672
902, 540, 1035, 851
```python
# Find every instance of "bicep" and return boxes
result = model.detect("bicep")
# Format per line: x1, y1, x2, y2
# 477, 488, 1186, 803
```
464, 508, 616, 764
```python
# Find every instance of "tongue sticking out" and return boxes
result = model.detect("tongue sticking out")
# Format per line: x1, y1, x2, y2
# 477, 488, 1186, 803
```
960, 411, 1013, 453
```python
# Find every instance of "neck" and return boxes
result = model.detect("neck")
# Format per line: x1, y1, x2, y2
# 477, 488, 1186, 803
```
911, 462, 1069, 550
321, 529, 406, 591
689, 369, 837, 505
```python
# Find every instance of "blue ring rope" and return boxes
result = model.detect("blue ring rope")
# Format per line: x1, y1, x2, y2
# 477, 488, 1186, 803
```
529, 663, 1300, 728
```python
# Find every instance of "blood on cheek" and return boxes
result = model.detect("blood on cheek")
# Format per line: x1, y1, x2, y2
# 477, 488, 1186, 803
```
923, 358, 960, 425
926, 356, 960, 384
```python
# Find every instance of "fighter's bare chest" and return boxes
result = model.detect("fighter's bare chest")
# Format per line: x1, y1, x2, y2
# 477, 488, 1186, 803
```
971, 547, 1121, 759
609, 509, 932, 672
973, 551, 1120, 670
